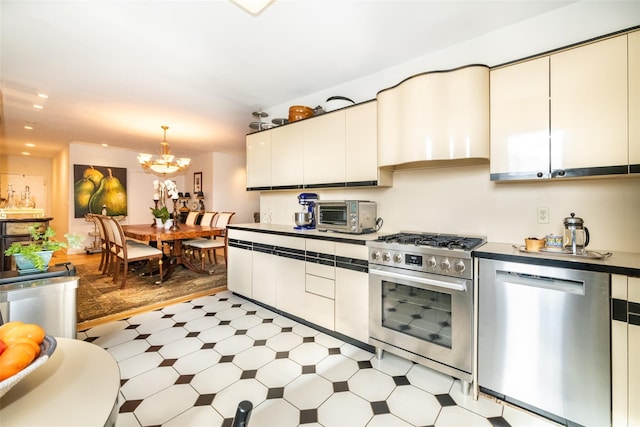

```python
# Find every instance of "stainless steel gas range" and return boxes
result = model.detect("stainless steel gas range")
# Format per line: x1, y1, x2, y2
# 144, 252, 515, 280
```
367, 232, 486, 394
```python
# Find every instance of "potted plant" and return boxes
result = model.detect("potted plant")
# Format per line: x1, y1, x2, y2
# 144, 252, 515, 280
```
150, 206, 170, 227
4, 226, 83, 272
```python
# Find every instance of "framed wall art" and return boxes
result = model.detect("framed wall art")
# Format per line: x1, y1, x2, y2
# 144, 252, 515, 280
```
193, 172, 202, 194
73, 164, 127, 218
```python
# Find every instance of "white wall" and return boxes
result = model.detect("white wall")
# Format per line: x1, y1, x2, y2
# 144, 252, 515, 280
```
258, 3, 640, 253
210, 152, 259, 225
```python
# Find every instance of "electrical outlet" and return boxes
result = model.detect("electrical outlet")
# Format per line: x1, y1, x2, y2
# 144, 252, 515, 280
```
537, 207, 549, 224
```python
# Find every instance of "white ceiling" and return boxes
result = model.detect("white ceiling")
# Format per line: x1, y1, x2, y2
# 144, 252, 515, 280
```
0, 0, 574, 160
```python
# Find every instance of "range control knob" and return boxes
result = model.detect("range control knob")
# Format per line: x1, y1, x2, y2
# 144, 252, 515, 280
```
454, 260, 466, 273
371, 251, 381, 261
393, 254, 403, 263
440, 258, 451, 271
382, 252, 391, 262
427, 256, 437, 269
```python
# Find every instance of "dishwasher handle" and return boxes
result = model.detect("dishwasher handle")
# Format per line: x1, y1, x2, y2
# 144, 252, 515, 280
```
496, 270, 585, 295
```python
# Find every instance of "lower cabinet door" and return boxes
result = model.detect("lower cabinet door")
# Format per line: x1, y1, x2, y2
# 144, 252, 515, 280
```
275, 256, 305, 319
227, 245, 252, 297
252, 251, 276, 307
335, 267, 369, 343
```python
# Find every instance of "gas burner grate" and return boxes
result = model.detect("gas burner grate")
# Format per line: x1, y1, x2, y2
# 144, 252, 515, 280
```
376, 232, 485, 251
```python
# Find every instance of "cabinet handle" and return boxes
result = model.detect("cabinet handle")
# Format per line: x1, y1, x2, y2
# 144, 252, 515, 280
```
536, 172, 543, 178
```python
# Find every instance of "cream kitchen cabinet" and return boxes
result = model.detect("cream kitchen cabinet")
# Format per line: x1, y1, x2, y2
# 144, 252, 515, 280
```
246, 131, 272, 190
303, 110, 346, 186
491, 33, 631, 181
245, 101, 390, 190
612, 275, 640, 427
271, 121, 305, 188
334, 242, 369, 343
304, 239, 335, 330
630, 30, 640, 174
377, 65, 490, 169
226, 229, 253, 297
272, 235, 306, 318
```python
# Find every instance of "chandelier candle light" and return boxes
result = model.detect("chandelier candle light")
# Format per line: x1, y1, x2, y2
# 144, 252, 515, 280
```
138, 126, 191, 178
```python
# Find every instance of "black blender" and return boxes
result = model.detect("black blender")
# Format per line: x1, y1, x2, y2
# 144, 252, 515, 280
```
294, 193, 318, 230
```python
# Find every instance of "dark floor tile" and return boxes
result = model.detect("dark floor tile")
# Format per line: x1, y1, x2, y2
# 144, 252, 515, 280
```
159, 358, 177, 367
281, 327, 293, 332
303, 336, 314, 343
254, 339, 267, 346
300, 408, 318, 424
119, 399, 143, 413
333, 381, 349, 392
328, 347, 341, 355
393, 375, 410, 386
371, 400, 390, 415
219, 355, 235, 363
219, 320, 231, 325
267, 387, 284, 399
358, 360, 373, 369
276, 351, 289, 359
435, 393, 457, 407
186, 331, 199, 338
145, 345, 162, 352
174, 322, 187, 327
201, 342, 215, 349
175, 374, 194, 384
240, 369, 257, 379
235, 329, 248, 335
302, 365, 316, 374
195, 394, 215, 406
488, 416, 512, 427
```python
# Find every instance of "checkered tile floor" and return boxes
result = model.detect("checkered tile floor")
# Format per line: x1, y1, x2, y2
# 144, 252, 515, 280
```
78, 291, 556, 427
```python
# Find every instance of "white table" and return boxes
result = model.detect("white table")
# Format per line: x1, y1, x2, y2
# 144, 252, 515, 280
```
0, 338, 120, 426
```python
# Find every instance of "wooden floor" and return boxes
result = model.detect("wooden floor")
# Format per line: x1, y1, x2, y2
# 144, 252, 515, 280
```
52, 250, 102, 266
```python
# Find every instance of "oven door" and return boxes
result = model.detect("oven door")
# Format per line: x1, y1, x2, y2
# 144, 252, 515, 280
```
369, 265, 473, 376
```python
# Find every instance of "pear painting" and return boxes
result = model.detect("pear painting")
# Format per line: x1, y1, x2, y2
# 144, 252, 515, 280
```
73, 164, 128, 218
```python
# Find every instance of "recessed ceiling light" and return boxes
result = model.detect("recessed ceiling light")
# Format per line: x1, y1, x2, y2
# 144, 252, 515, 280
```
33, 104, 44, 109
24, 125, 33, 130
101, 143, 109, 147
25, 143, 35, 147
37, 93, 49, 99
21, 152, 31, 156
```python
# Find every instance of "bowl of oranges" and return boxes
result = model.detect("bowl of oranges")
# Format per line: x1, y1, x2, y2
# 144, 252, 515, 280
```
0, 321, 56, 397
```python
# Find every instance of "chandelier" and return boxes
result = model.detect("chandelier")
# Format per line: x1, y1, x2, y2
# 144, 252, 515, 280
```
137, 126, 191, 178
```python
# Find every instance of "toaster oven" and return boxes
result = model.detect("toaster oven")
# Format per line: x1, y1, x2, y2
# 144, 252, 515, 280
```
316, 200, 377, 234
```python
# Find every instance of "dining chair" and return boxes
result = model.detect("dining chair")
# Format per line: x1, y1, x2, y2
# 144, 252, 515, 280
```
105, 216, 164, 288
183, 211, 218, 261
183, 212, 235, 269
184, 211, 200, 225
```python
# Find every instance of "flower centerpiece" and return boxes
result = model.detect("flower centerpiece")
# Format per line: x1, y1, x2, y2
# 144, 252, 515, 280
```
4, 226, 85, 272
151, 179, 179, 228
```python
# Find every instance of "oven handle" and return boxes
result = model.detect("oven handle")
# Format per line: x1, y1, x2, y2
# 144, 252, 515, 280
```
369, 268, 467, 292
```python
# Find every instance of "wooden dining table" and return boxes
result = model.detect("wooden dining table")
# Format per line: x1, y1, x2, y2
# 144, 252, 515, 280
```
122, 223, 223, 280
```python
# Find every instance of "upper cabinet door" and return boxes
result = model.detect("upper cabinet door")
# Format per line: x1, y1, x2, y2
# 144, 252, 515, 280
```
246, 131, 271, 189
378, 65, 490, 169
345, 101, 378, 183
303, 110, 346, 186
629, 30, 640, 173
550, 35, 628, 174
271, 121, 305, 188
490, 57, 550, 180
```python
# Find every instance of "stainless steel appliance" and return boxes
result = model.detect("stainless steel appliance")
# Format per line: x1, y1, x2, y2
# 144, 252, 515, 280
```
367, 232, 486, 393
316, 200, 377, 234
478, 258, 610, 426
0, 263, 78, 338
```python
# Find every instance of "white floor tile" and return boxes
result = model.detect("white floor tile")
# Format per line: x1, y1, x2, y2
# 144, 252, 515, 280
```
318, 391, 373, 427
405, 363, 454, 395
289, 342, 329, 366
449, 380, 503, 419
106, 338, 151, 362
246, 322, 282, 340
133, 316, 176, 335
172, 348, 221, 375
249, 398, 301, 427
255, 358, 302, 388
367, 413, 413, 427
191, 362, 243, 394
502, 404, 561, 426
133, 383, 199, 426
146, 325, 188, 346
120, 366, 179, 400
316, 354, 360, 382
214, 334, 254, 355
233, 345, 277, 370
198, 323, 236, 343
435, 405, 492, 427
386, 385, 441, 426
117, 351, 164, 380
349, 369, 396, 401
265, 331, 304, 352
183, 315, 221, 332
212, 379, 268, 418
370, 351, 414, 376
284, 374, 333, 409
162, 405, 224, 427
159, 336, 205, 359
230, 313, 263, 330
215, 306, 247, 321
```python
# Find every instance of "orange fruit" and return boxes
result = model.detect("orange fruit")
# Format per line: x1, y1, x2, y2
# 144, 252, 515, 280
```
11, 337, 41, 357
3, 323, 45, 345
0, 321, 24, 341
0, 342, 37, 381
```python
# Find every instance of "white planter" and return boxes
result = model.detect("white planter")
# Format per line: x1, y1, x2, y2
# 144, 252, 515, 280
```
155, 218, 164, 228
164, 219, 173, 229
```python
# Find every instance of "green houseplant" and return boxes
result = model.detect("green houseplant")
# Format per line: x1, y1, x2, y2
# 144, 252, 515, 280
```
150, 206, 170, 223
4, 226, 82, 271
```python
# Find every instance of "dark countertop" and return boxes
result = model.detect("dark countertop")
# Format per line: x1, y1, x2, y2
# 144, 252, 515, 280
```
228, 223, 382, 245
473, 242, 640, 277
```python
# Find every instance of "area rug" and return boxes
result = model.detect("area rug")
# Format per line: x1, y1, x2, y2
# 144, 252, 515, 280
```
75, 261, 227, 327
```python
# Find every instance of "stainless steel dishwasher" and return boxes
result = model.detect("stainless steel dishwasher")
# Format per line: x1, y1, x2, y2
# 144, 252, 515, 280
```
478, 258, 610, 427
